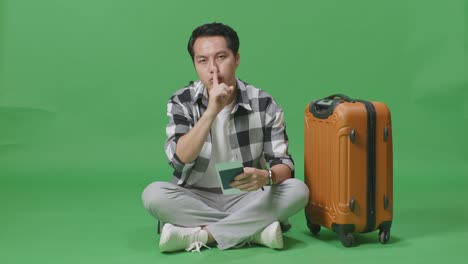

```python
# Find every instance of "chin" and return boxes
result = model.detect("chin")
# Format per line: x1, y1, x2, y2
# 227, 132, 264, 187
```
201, 81, 211, 89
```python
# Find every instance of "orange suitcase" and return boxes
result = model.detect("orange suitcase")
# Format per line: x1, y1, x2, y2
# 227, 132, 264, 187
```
304, 94, 393, 247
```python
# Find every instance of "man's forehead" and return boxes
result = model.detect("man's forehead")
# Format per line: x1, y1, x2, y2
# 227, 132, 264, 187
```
193, 36, 231, 56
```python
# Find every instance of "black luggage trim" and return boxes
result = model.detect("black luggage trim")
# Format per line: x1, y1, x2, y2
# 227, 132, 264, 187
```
357, 100, 377, 232
331, 223, 355, 234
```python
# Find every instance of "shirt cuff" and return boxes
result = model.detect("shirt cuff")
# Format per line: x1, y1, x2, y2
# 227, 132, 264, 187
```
171, 152, 196, 173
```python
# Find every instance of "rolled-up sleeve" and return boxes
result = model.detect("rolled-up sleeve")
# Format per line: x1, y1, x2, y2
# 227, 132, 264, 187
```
263, 99, 295, 174
164, 96, 196, 173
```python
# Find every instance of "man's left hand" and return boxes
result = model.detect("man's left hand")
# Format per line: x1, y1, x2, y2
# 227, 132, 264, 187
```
229, 167, 268, 192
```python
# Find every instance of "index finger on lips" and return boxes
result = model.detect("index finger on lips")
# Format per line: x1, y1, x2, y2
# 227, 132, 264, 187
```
212, 69, 218, 87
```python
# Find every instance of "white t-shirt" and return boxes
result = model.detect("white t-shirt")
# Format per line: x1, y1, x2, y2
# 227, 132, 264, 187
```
195, 100, 236, 189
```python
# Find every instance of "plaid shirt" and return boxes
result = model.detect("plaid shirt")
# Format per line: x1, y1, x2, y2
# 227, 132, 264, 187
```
165, 78, 294, 188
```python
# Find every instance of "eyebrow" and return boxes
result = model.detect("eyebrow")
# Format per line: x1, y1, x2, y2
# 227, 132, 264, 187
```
195, 51, 229, 59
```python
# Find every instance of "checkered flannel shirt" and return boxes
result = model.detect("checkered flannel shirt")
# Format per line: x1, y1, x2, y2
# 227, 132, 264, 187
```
165, 78, 294, 187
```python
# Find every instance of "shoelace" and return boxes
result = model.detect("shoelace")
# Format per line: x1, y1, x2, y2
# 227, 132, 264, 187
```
185, 241, 211, 253
181, 228, 210, 253
233, 236, 254, 249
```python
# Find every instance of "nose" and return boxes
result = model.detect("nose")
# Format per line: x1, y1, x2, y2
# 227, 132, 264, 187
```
209, 60, 219, 74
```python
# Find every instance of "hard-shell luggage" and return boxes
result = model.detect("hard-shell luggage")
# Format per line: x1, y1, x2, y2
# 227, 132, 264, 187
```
304, 94, 393, 247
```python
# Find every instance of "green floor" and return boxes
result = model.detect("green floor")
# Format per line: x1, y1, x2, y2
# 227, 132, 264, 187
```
2, 158, 467, 264
2, 0, 467, 263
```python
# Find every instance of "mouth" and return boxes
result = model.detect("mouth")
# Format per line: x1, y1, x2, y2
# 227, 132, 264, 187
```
209, 77, 223, 84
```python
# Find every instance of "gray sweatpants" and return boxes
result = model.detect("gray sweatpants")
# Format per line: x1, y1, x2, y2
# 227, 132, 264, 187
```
141, 178, 309, 250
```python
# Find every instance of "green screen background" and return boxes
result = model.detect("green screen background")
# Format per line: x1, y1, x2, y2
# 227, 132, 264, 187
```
1, 0, 467, 263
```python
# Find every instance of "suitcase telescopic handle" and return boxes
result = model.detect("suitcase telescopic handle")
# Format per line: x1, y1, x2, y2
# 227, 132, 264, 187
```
326, 94, 355, 103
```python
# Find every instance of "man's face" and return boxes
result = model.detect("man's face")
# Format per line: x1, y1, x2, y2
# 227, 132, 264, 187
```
192, 36, 240, 91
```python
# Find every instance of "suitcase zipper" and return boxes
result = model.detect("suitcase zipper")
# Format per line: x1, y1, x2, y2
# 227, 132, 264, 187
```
358, 100, 377, 232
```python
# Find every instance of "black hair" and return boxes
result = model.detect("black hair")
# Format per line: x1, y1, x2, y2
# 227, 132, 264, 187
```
187, 22, 240, 62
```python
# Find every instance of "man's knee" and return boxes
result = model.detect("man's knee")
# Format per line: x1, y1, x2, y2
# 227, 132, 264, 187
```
280, 178, 310, 208
141, 181, 175, 213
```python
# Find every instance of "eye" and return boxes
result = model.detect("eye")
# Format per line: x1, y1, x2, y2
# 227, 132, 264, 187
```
198, 58, 207, 64
217, 55, 226, 60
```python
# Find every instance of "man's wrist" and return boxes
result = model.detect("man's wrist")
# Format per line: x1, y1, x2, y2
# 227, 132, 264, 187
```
202, 109, 218, 121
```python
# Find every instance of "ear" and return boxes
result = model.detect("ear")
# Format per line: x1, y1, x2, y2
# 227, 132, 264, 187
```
235, 53, 240, 67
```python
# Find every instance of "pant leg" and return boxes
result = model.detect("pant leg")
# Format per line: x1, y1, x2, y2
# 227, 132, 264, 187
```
205, 178, 309, 250
141, 181, 230, 227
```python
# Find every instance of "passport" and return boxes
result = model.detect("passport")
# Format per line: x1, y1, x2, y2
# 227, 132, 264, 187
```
216, 161, 245, 195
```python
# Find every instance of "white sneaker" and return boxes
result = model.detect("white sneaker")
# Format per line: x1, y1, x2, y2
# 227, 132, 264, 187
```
159, 223, 210, 253
250, 221, 284, 249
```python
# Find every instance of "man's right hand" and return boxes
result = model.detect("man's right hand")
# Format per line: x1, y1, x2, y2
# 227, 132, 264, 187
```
206, 69, 234, 116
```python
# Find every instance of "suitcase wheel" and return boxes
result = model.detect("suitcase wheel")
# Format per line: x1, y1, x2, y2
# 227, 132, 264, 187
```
337, 231, 356, 247
305, 211, 321, 235
308, 223, 321, 235
378, 229, 390, 244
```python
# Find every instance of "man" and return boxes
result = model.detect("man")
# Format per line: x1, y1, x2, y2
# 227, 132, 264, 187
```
142, 22, 309, 253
